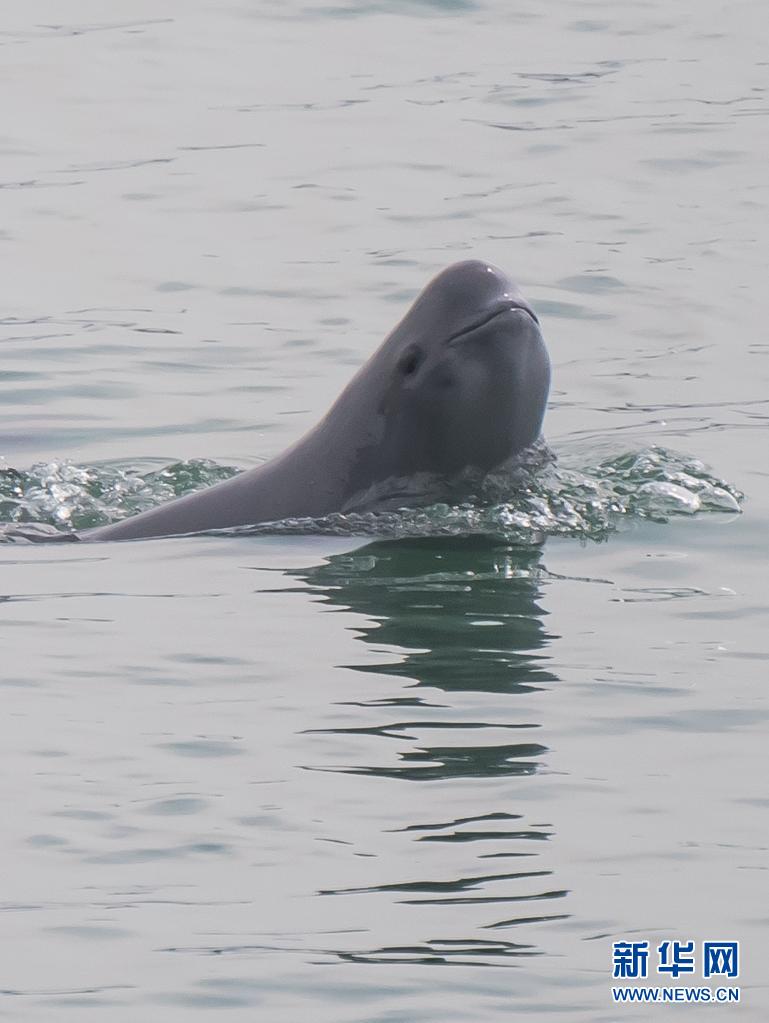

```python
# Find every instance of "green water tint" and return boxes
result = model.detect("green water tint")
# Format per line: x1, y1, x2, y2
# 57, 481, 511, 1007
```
293, 537, 554, 701
0, 458, 239, 536
0, 446, 742, 544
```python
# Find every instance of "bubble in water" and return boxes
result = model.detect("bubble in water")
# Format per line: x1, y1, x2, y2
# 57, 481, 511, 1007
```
0, 446, 743, 544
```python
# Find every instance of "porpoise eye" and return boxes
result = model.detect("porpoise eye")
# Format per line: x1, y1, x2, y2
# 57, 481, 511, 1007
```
398, 347, 422, 377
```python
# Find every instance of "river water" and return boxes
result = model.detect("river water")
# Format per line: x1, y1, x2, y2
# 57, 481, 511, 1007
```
2, 1, 768, 1020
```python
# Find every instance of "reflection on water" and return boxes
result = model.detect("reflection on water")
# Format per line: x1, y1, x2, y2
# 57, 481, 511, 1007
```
295, 537, 558, 694
290, 538, 569, 963
3, 0, 766, 1012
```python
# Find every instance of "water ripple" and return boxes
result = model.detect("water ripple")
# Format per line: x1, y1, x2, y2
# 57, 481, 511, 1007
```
0, 445, 742, 544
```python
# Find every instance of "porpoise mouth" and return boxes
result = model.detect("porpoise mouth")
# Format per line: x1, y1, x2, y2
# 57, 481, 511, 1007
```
446, 301, 539, 345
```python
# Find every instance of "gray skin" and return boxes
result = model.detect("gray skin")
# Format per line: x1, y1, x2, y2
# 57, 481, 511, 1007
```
86, 260, 550, 541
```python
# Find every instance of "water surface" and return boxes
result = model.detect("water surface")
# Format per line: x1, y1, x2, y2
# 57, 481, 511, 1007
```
2, 1, 767, 1019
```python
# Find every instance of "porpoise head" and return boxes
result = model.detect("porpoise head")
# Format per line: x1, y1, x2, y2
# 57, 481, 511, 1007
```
81, 260, 552, 540
332, 260, 551, 492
